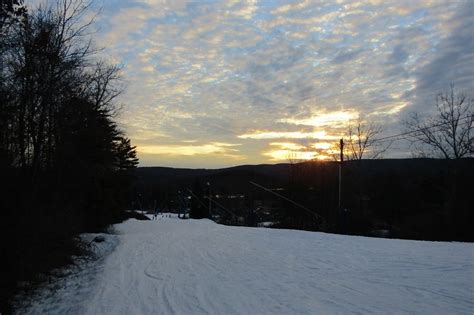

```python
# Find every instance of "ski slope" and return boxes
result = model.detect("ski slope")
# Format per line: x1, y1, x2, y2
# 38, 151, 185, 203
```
19, 215, 474, 314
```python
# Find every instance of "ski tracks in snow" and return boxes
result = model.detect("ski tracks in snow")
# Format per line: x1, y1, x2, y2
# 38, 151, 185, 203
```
18, 216, 474, 314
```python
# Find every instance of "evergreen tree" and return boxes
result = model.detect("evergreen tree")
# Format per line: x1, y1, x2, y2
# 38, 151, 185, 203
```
0, 2, 139, 310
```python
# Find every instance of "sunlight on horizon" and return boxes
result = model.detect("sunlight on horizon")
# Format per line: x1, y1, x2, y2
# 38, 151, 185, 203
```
279, 110, 359, 127
37, 0, 472, 168
137, 143, 244, 160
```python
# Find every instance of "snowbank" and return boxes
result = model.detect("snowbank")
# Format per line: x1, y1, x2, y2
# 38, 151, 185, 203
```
15, 232, 119, 314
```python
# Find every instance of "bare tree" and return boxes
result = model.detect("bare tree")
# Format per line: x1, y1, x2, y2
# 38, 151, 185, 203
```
406, 85, 473, 159
345, 118, 391, 160
86, 61, 123, 111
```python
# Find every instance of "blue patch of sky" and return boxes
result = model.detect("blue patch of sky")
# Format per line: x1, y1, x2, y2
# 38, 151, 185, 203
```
186, 1, 218, 17
161, 11, 185, 25
103, 0, 143, 14
395, 11, 423, 29
257, 0, 284, 12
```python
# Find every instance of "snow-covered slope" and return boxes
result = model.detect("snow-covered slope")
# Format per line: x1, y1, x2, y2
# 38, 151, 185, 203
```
19, 215, 474, 314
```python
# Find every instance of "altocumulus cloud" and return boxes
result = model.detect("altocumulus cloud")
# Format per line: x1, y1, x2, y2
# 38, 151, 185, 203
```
25, 0, 474, 167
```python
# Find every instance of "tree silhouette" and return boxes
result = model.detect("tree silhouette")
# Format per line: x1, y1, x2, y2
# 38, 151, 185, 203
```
345, 118, 391, 161
406, 85, 473, 159
115, 137, 139, 171
0, 2, 138, 310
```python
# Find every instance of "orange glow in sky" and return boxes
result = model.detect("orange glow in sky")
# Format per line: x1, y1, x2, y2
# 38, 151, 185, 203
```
62, 0, 472, 167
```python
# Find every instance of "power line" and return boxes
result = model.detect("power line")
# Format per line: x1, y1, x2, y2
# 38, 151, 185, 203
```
206, 196, 239, 218
249, 181, 325, 223
369, 115, 472, 144
187, 189, 209, 211
187, 189, 239, 219
196, 108, 471, 152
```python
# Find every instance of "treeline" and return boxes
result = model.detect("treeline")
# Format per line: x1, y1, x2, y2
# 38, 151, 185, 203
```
0, 1, 138, 312
282, 159, 473, 241
133, 159, 473, 242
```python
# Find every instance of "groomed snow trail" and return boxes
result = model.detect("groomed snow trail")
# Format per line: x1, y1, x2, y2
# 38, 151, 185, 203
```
22, 216, 474, 314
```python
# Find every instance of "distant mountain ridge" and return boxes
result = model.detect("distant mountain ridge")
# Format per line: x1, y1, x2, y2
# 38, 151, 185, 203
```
136, 163, 291, 182
136, 158, 474, 183
134, 158, 474, 204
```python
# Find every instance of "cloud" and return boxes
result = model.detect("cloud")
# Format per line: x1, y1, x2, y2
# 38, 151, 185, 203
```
332, 49, 365, 64
263, 141, 335, 161
27, 0, 470, 167
405, 1, 474, 116
269, 142, 305, 151
137, 142, 243, 158
238, 130, 340, 140
279, 110, 359, 127
270, 0, 312, 15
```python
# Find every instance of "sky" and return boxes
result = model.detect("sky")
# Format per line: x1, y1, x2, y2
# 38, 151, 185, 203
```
26, 0, 473, 168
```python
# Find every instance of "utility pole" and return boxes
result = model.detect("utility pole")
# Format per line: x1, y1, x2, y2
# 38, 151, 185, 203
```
339, 138, 344, 209
207, 182, 212, 219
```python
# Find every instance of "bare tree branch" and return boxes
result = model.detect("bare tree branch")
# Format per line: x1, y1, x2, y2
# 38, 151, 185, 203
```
405, 85, 473, 159
345, 117, 391, 160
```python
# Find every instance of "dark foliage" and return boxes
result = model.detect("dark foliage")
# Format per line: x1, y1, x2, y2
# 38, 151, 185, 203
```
133, 159, 473, 241
0, 0, 27, 31
189, 179, 208, 219
0, 2, 138, 313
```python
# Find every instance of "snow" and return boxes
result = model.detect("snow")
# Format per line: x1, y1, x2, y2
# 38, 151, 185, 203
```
258, 221, 277, 227
17, 215, 474, 314
15, 232, 119, 314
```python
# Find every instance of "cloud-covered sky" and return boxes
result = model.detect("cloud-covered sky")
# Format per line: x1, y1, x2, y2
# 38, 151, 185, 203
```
27, 0, 474, 168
